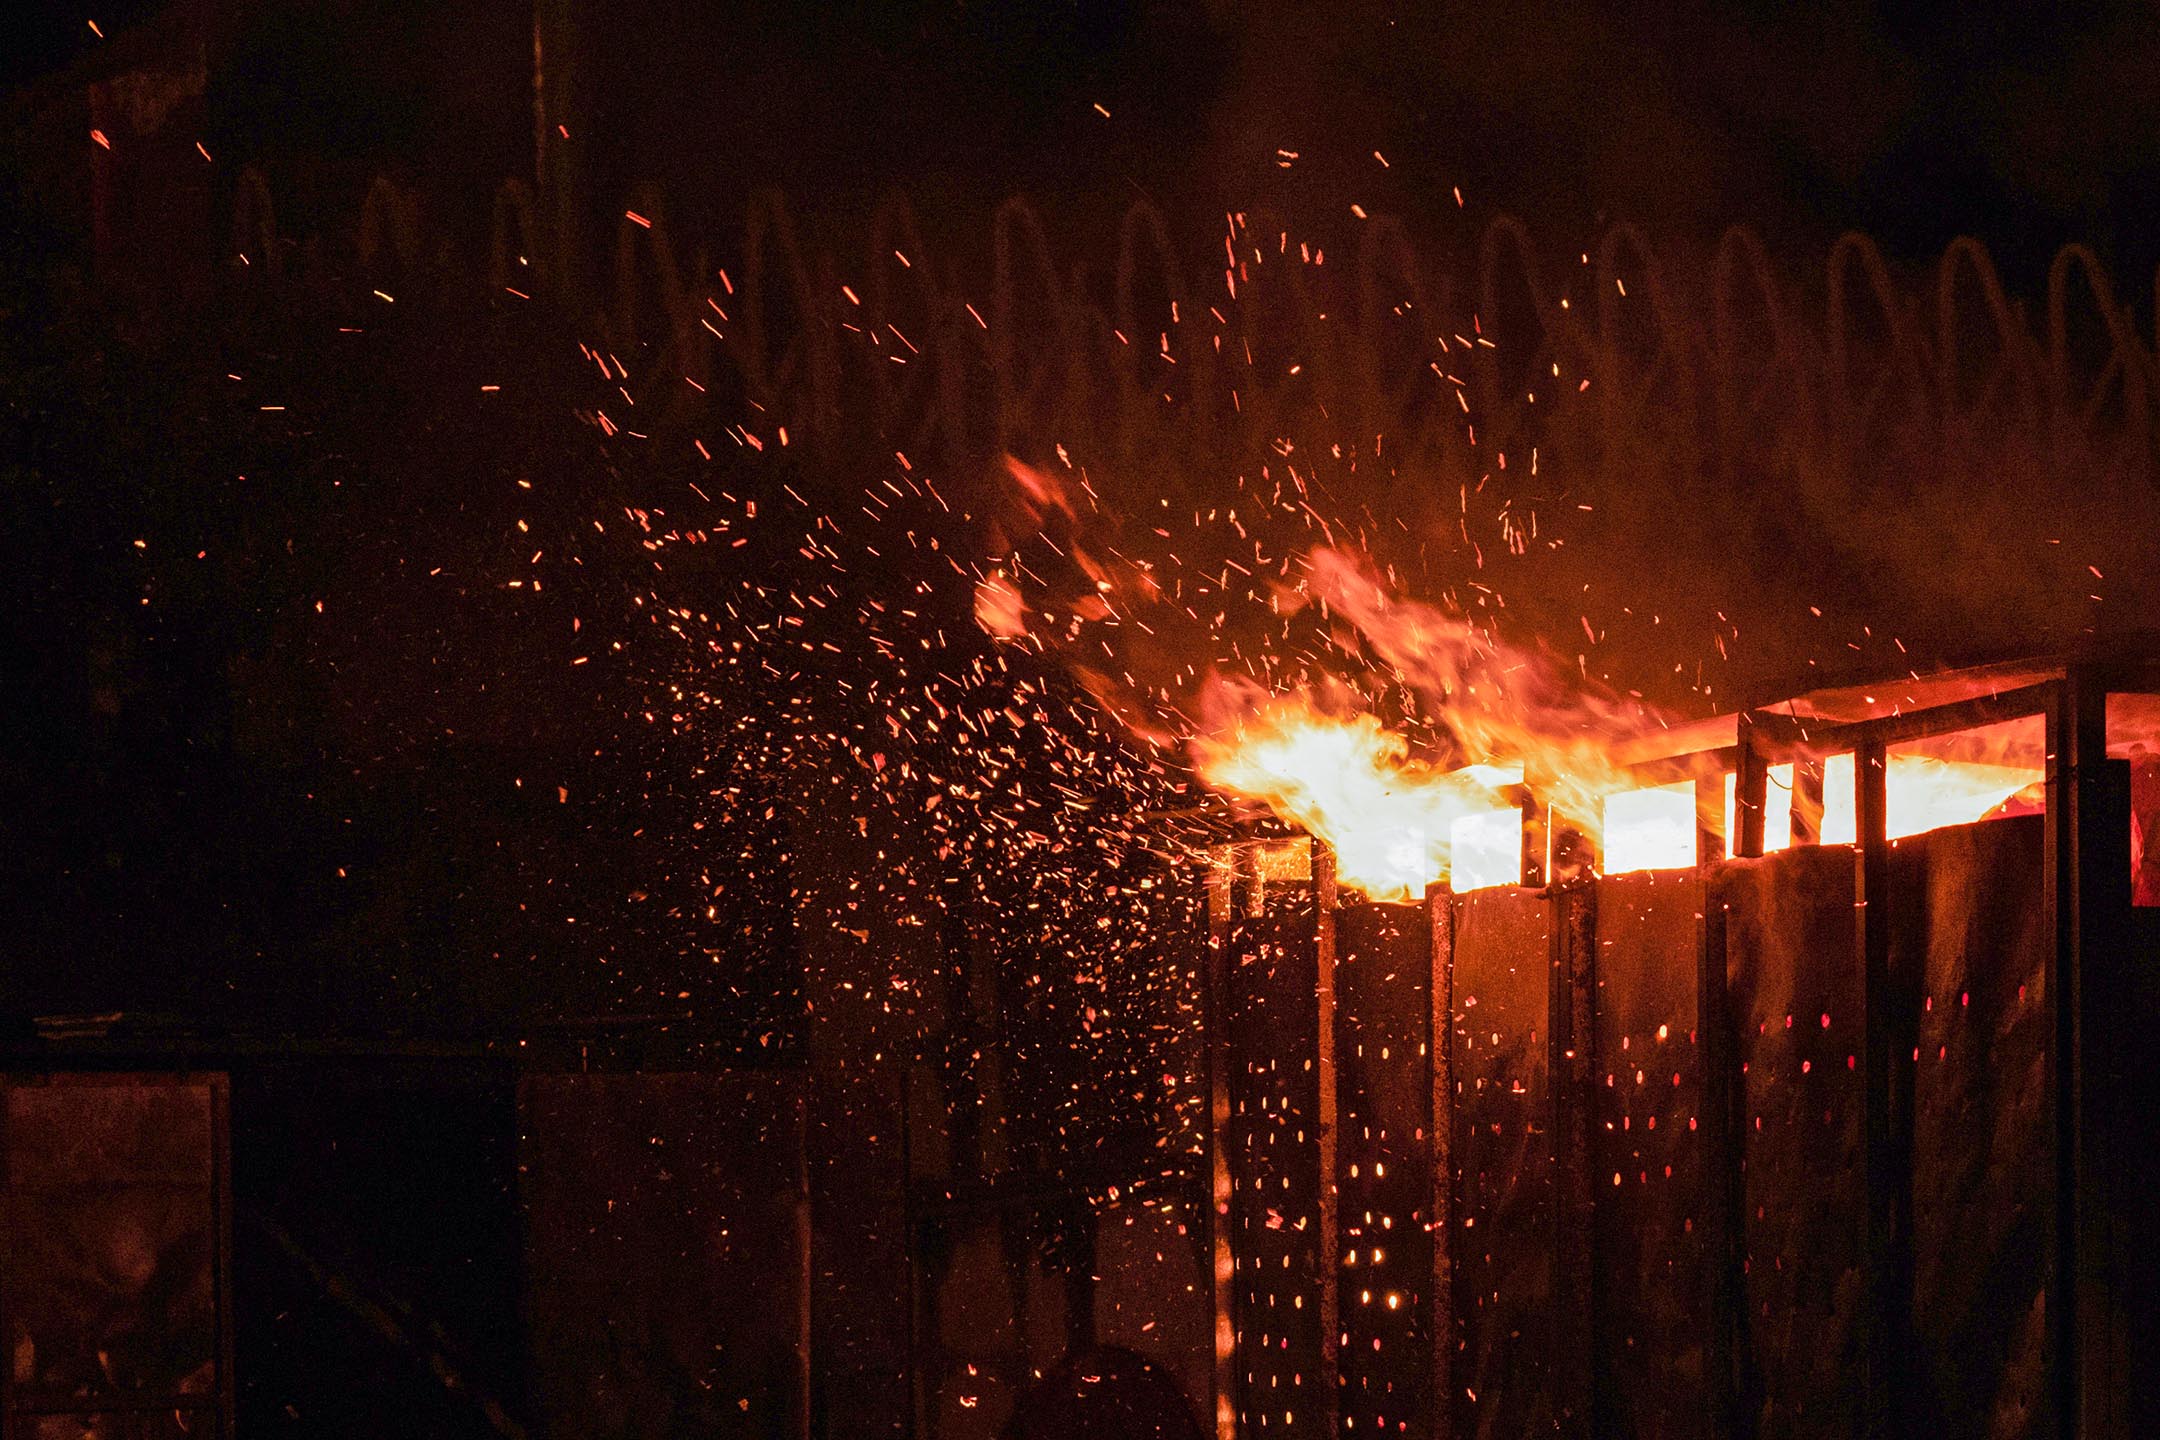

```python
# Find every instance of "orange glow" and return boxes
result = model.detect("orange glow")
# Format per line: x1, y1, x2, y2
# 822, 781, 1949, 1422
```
1179, 547, 2056, 886
973, 569, 1028, 639
1867, 753, 2041, 841
1450, 808, 1525, 890
1610, 719, 2044, 871
1191, 695, 1523, 901
1204, 704, 2047, 888
1835, 717, 2045, 842
1723, 764, 1797, 856
1188, 550, 1647, 901
1603, 780, 1696, 873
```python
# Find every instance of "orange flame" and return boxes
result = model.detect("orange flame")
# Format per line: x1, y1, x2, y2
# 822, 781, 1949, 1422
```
1299, 548, 1649, 824
1186, 550, 1652, 899
973, 456, 2068, 891
1190, 692, 1522, 901
974, 569, 1028, 639
1597, 720, 2048, 874
1820, 744, 2044, 846
1200, 574, 2053, 890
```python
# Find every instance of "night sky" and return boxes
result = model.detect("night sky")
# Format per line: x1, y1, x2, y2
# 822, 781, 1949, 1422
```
6, 0, 2160, 1035
12, 0, 2160, 283
11, 15, 2160, 1440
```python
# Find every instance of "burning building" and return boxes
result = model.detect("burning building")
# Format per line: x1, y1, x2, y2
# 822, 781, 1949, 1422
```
1188, 653, 2160, 1438
9, 5, 2160, 1439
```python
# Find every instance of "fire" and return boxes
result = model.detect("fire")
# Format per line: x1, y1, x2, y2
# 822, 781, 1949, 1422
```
1204, 686, 2048, 892
1598, 719, 2046, 873
1190, 695, 1521, 902
974, 569, 1028, 639
970, 456, 2060, 893
1186, 550, 1651, 900
1601, 781, 1698, 872
1450, 806, 1530, 890
1822, 749, 2043, 845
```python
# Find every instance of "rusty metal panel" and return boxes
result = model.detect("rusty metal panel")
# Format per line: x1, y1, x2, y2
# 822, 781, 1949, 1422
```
1448, 886, 1554, 1440
1718, 845, 1864, 1440
1223, 873, 1329, 1436
0, 1073, 232, 1440
518, 1072, 807, 1440
1332, 899, 1433, 1436
1894, 815, 2055, 1439
1591, 869, 1710, 1440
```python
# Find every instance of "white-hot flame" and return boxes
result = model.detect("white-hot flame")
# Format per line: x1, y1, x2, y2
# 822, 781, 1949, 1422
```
1190, 695, 1522, 901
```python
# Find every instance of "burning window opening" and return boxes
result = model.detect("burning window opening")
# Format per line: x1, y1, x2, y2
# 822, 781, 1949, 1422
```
1602, 780, 1695, 873
989, 435, 2160, 899
1449, 808, 1524, 891
1197, 670, 2160, 896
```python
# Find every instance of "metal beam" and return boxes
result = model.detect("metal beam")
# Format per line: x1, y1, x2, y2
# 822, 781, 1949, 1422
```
1204, 850, 1238, 1440
1854, 738, 1913, 1438
1314, 842, 1342, 1436
1427, 882, 1456, 1440
1735, 715, 1769, 859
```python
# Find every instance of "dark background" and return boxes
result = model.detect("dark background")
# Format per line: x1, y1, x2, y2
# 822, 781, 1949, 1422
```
13, 0, 2160, 285
7, 0, 2160, 1039
4, 5, 2157, 1436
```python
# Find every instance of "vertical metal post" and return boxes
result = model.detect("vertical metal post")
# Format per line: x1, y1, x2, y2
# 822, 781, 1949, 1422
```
1549, 881, 1598, 1437
1696, 777, 1739, 1438
1427, 882, 1457, 1440
1696, 771, 1728, 865
1735, 716, 1769, 859
1313, 842, 1342, 1435
1520, 795, 1550, 888
2047, 670, 2137, 1440
2044, 678, 2084, 1440
1697, 894, 1744, 1439
1855, 738, 1912, 1439
1204, 851, 1239, 1440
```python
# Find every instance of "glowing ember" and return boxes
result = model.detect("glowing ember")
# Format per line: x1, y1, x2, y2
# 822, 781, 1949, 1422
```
974, 568, 1028, 639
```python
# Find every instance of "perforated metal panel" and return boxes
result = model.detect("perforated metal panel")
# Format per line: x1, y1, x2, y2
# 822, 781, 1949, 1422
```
1224, 872, 1330, 1435
1332, 901, 1432, 1436
1448, 888, 1556, 1440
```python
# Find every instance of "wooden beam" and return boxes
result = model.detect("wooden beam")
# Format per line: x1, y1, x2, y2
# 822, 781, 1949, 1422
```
1751, 679, 2057, 757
